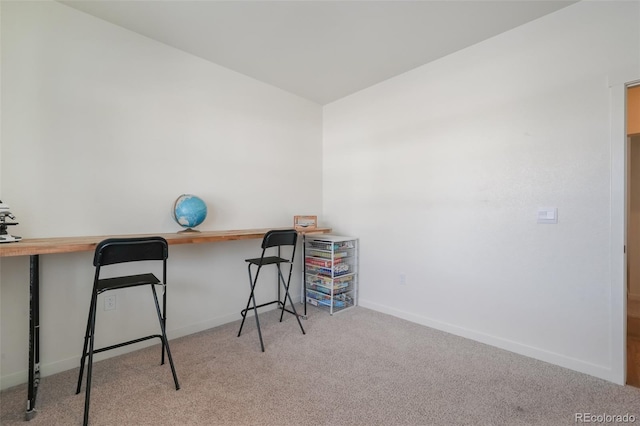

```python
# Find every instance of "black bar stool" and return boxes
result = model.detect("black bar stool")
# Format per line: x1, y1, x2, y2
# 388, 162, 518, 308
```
76, 237, 180, 426
238, 229, 305, 351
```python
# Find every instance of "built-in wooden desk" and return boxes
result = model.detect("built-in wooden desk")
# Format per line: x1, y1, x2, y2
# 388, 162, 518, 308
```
0, 226, 331, 420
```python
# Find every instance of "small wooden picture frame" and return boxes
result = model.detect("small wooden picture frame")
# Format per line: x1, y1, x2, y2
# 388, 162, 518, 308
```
294, 215, 317, 230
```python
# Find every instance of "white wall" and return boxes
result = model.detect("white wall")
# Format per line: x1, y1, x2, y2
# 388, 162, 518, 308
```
323, 1, 640, 383
0, 1, 323, 389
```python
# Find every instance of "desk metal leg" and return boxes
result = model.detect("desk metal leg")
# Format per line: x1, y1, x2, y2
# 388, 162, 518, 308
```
26, 255, 40, 420
302, 234, 307, 318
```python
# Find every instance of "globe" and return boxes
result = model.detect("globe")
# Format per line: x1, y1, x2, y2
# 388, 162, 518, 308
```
173, 194, 207, 232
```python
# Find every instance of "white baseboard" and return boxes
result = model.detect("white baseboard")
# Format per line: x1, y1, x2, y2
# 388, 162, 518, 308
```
358, 299, 622, 385
0, 370, 29, 391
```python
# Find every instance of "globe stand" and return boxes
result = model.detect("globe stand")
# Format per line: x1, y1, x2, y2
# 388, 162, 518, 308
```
177, 228, 201, 233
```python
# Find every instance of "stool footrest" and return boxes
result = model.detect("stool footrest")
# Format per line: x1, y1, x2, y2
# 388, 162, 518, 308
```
241, 300, 281, 316
241, 301, 302, 318
88, 334, 162, 355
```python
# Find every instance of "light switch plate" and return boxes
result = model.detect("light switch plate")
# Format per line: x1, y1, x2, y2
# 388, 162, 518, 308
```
537, 207, 558, 224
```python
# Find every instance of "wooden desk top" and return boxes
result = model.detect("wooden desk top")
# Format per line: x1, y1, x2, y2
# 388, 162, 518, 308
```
0, 227, 332, 257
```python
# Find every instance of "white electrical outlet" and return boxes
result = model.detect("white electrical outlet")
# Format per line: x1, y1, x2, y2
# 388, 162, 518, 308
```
399, 273, 406, 285
537, 207, 558, 224
104, 295, 116, 311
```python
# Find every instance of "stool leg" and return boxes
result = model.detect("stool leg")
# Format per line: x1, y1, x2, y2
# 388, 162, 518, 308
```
238, 264, 253, 337
278, 265, 287, 323
151, 285, 180, 390
238, 264, 265, 352
285, 288, 306, 335
83, 290, 99, 426
249, 288, 265, 352
76, 290, 98, 394
237, 268, 253, 337
161, 285, 167, 366
281, 265, 305, 335
250, 280, 265, 352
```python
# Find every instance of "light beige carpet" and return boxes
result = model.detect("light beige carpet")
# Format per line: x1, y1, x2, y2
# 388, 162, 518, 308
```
2, 306, 639, 425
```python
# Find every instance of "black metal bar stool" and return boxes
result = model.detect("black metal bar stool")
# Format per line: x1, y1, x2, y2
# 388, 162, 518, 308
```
76, 236, 180, 426
237, 229, 305, 351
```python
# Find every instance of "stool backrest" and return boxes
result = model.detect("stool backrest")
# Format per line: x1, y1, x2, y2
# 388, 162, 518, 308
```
260, 229, 297, 263
261, 229, 297, 249
94, 237, 169, 267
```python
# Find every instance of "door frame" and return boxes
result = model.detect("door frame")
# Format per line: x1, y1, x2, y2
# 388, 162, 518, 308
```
611, 78, 640, 385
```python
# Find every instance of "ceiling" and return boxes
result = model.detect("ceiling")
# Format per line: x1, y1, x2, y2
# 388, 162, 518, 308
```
60, 1, 576, 105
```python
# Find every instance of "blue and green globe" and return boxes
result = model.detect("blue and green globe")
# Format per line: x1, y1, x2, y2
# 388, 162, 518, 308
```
173, 194, 207, 232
